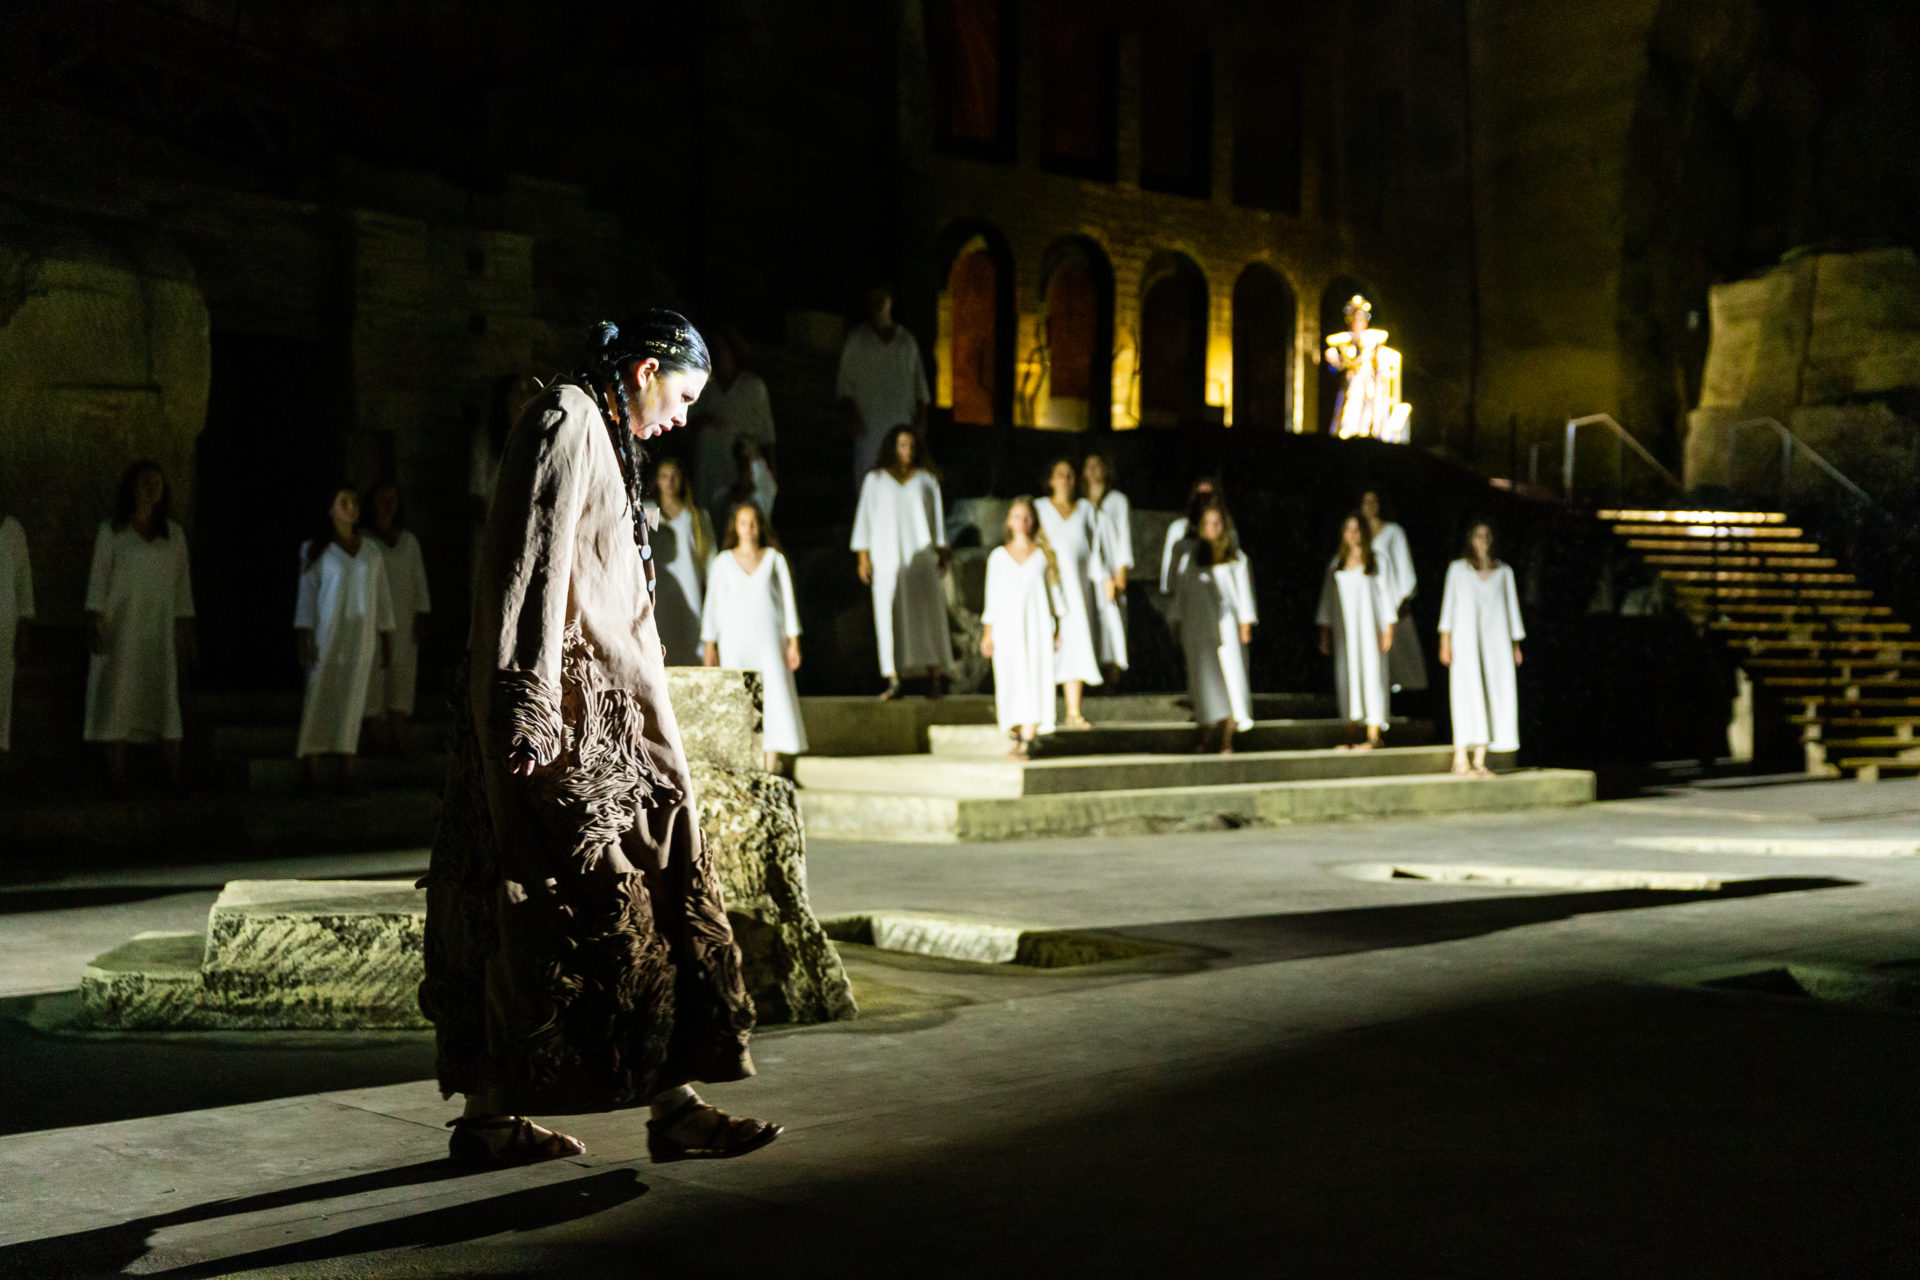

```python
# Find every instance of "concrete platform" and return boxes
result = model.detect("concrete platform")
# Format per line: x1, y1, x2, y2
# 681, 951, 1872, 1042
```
928, 717, 1433, 757
800, 768, 1595, 842
797, 744, 1483, 799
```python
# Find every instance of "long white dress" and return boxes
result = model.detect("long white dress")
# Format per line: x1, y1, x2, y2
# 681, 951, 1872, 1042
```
84, 520, 195, 743
1159, 517, 1190, 594
0, 517, 32, 751
1371, 520, 1429, 691
295, 541, 396, 757
851, 469, 952, 679
701, 548, 808, 756
648, 503, 712, 666
363, 529, 431, 717
982, 546, 1061, 733
1089, 491, 1133, 670
1316, 564, 1395, 730
1439, 560, 1526, 751
1173, 547, 1258, 731
1035, 497, 1105, 687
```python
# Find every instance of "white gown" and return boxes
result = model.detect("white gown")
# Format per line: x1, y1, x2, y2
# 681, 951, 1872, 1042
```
649, 504, 711, 666
1439, 560, 1526, 751
1035, 497, 1105, 687
851, 469, 952, 678
1173, 547, 1257, 731
363, 529, 431, 717
0, 517, 32, 751
295, 541, 396, 757
1371, 520, 1429, 691
701, 548, 808, 756
1089, 491, 1133, 670
84, 520, 195, 743
982, 546, 1061, 733
1316, 564, 1395, 730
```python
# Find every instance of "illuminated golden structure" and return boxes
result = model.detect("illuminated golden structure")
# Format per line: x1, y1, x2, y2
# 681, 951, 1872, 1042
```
1324, 296, 1410, 442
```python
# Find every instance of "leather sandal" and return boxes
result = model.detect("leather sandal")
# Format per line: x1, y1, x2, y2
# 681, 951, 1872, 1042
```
646, 1099, 783, 1164
446, 1115, 584, 1167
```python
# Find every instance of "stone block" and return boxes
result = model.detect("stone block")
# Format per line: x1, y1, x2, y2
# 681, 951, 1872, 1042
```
694, 760, 857, 1026
668, 666, 763, 771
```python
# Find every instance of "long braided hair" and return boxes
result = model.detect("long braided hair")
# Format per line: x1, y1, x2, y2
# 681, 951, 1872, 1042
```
571, 311, 712, 586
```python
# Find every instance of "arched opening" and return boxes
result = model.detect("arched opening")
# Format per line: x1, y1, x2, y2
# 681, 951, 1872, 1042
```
1036, 236, 1115, 432
1231, 263, 1297, 430
1318, 273, 1377, 433
1138, 252, 1209, 427
932, 220, 1015, 427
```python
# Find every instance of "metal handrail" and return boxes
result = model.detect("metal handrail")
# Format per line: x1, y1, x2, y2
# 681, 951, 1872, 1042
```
1562, 413, 1682, 498
1724, 416, 1877, 509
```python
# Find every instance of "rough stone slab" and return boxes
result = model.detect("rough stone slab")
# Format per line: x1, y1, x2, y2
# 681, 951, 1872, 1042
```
928, 718, 1440, 758
797, 744, 1472, 799
801, 769, 1596, 843
79, 931, 207, 1029
200, 880, 429, 1028
669, 667, 763, 771
800, 695, 996, 756
694, 760, 858, 1025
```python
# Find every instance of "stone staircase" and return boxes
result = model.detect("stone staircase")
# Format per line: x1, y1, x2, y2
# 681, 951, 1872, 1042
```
1602, 508, 1920, 779
796, 694, 1591, 842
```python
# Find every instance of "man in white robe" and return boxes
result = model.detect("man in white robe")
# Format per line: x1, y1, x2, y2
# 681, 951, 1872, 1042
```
836, 285, 930, 486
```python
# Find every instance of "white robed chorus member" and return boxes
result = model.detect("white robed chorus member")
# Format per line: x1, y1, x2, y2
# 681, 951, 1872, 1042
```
1159, 476, 1223, 593
85, 461, 196, 795
1361, 489, 1428, 693
295, 487, 396, 793
1171, 499, 1258, 754
361, 481, 432, 751
980, 496, 1064, 758
1439, 520, 1526, 777
691, 325, 777, 511
851, 426, 952, 698
1037, 458, 1105, 728
702, 501, 807, 773
0, 515, 33, 753
1082, 453, 1132, 682
646, 457, 716, 665
1316, 512, 1396, 749
836, 284, 930, 489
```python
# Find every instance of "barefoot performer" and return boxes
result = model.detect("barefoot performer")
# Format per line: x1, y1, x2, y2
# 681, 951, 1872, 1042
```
422, 312, 781, 1167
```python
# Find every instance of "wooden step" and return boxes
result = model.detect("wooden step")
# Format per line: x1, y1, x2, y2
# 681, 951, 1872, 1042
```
1625, 538, 1822, 554
1600, 509, 1789, 524
1612, 524, 1804, 539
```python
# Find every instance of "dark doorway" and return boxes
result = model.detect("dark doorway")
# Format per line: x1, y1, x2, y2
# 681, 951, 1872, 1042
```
947, 245, 999, 426
1036, 238, 1115, 432
193, 333, 339, 691
1138, 254, 1209, 427
1232, 264, 1297, 430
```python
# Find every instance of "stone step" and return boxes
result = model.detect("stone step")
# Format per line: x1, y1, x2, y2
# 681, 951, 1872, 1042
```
799, 694, 997, 756
1710, 619, 1909, 633
1764, 675, 1920, 691
1600, 508, 1790, 525
1839, 758, 1920, 780
1612, 523, 1804, 539
1681, 593, 1881, 607
1793, 715, 1918, 731
239, 753, 451, 794
1081, 692, 1335, 723
1742, 658, 1920, 673
927, 717, 1432, 758
1819, 736, 1920, 751
210, 721, 451, 758
1642, 552, 1838, 569
1628, 538, 1826, 554
1659, 569, 1858, 585
795, 744, 1478, 799
800, 769, 1595, 843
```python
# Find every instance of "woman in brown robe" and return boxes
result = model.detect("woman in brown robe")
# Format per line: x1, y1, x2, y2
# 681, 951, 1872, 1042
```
422, 312, 781, 1165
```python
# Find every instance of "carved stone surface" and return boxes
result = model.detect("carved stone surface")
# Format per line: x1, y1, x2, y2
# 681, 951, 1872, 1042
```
668, 666, 762, 771
695, 759, 858, 1026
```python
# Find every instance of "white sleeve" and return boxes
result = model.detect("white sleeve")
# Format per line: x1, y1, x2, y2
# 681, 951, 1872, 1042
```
409, 534, 432, 614
1112, 495, 1135, 572
776, 552, 801, 638
850, 475, 875, 552
1503, 566, 1526, 641
295, 554, 320, 629
1159, 521, 1185, 594
1438, 563, 1461, 635
1374, 574, 1396, 629
928, 476, 947, 550
85, 523, 113, 613
1084, 507, 1107, 582
1314, 567, 1336, 628
372, 558, 396, 632
172, 528, 196, 619
1390, 528, 1417, 603
1234, 560, 1258, 626
979, 553, 1002, 628
7, 522, 32, 619
699, 560, 724, 644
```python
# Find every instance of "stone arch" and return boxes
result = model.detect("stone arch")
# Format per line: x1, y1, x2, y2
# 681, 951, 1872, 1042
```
1231, 261, 1298, 430
1034, 235, 1115, 431
931, 218, 1015, 426
1318, 273, 1379, 433
1138, 250, 1210, 427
